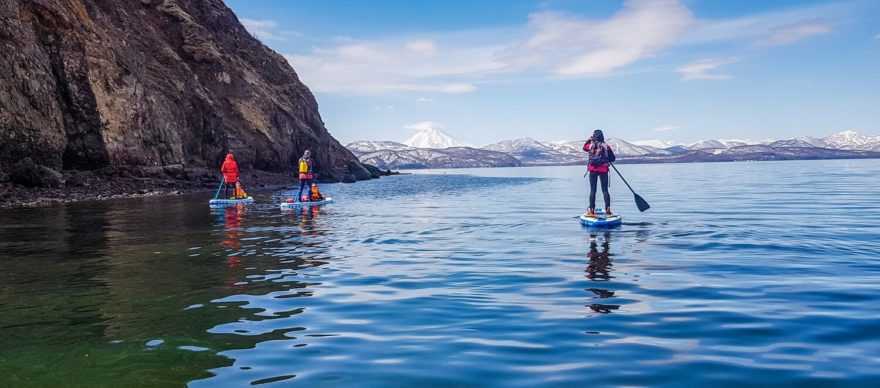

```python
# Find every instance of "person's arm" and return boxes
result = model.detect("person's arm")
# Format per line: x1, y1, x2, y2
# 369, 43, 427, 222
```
607, 145, 616, 163
582, 137, 593, 152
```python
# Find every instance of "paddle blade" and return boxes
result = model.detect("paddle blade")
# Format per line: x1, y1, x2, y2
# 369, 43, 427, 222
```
634, 193, 650, 212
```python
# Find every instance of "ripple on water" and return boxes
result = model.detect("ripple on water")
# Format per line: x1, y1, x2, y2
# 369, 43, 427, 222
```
2, 162, 880, 386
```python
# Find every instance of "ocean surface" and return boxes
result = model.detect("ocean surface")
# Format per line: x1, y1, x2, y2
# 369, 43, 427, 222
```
2, 159, 879, 386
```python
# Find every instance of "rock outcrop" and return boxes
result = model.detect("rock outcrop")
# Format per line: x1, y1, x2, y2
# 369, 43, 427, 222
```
0, 0, 356, 180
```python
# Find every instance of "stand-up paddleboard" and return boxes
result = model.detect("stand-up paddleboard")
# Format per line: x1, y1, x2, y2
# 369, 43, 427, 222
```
280, 197, 333, 210
209, 197, 254, 207
579, 212, 622, 227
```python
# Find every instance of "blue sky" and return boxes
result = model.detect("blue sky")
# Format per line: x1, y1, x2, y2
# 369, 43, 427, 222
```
226, 0, 880, 146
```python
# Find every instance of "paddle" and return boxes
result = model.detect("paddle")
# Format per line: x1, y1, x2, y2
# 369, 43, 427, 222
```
609, 163, 650, 212
213, 179, 224, 200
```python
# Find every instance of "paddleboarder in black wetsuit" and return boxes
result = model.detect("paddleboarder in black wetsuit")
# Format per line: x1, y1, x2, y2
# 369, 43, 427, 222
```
583, 129, 616, 217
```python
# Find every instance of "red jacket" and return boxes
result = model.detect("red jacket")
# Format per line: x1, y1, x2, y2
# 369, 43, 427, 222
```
221, 154, 239, 183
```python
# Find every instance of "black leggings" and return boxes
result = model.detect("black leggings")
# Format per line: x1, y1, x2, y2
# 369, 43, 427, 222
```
589, 171, 610, 210
297, 178, 313, 200
224, 181, 236, 199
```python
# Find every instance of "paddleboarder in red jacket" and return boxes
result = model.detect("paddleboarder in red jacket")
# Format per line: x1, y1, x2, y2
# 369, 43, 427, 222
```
220, 153, 240, 199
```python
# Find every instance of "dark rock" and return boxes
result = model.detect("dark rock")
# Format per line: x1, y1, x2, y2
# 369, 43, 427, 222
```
316, 174, 340, 184
98, 166, 119, 177
162, 164, 188, 179
341, 174, 357, 183
10, 158, 63, 188
64, 173, 86, 187
362, 163, 382, 179
0, 0, 356, 181
347, 161, 373, 181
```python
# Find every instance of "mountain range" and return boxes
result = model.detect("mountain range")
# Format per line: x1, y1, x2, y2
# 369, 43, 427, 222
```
347, 129, 880, 169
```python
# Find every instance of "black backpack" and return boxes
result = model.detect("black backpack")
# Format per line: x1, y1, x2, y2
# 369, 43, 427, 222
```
588, 143, 610, 167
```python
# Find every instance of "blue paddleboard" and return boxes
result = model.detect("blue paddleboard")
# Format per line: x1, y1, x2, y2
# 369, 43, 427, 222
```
209, 197, 254, 207
579, 212, 622, 227
280, 197, 333, 210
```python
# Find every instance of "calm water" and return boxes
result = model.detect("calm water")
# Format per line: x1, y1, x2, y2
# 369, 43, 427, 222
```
2, 160, 880, 386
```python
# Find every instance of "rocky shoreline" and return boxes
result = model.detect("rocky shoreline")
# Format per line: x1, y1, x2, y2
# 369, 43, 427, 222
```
0, 161, 396, 208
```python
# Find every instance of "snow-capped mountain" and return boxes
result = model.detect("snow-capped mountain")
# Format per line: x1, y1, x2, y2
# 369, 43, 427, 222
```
482, 138, 579, 165
823, 130, 880, 151
357, 147, 521, 169
605, 138, 657, 156
346, 141, 410, 155
545, 140, 587, 159
768, 139, 820, 148
687, 139, 751, 150
687, 139, 727, 150
791, 136, 827, 148
403, 128, 466, 149
632, 140, 679, 149
346, 130, 880, 169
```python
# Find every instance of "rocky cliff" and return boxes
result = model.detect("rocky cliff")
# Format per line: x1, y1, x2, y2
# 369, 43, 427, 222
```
0, 0, 356, 180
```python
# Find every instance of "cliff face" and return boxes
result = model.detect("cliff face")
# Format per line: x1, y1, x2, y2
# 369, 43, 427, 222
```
0, 0, 355, 178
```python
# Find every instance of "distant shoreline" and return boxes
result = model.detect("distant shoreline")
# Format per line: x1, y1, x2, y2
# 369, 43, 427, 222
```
365, 152, 880, 171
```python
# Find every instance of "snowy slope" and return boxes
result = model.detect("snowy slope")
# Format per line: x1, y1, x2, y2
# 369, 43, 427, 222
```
604, 138, 655, 156
346, 141, 410, 155
482, 138, 578, 165
823, 130, 880, 151
769, 139, 822, 148
404, 128, 466, 149
632, 140, 679, 149
358, 147, 521, 169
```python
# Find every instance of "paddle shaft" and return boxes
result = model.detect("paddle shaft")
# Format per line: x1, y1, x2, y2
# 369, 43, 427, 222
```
213, 179, 224, 199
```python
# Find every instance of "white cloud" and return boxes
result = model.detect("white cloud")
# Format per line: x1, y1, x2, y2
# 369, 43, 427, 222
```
278, 0, 857, 94
505, 1, 695, 76
374, 105, 395, 111
653, 125, 679, 132
404, 121, 442, 131
677, 58, 738, 80
754, 22, 832, 46
415, 97, 434, 103
406, 39, 438, 56
682, 2, 846, 46
284, 38, 496, 94
283, 1, 696, 94
438, 83, 477, 93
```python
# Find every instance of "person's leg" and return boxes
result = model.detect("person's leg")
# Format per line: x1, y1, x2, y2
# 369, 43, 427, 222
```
588, 171, 598, 213
225, 181, 231, 199
599, 172, 610, 212
297, 179, 307, 201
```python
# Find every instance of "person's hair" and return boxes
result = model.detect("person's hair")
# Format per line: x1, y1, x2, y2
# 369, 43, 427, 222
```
592, 129, 605, 143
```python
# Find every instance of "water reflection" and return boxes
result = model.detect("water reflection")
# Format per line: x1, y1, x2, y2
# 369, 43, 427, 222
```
219, 205, 246, 250
284, 206, 325, 239
586, 232, 620, 314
